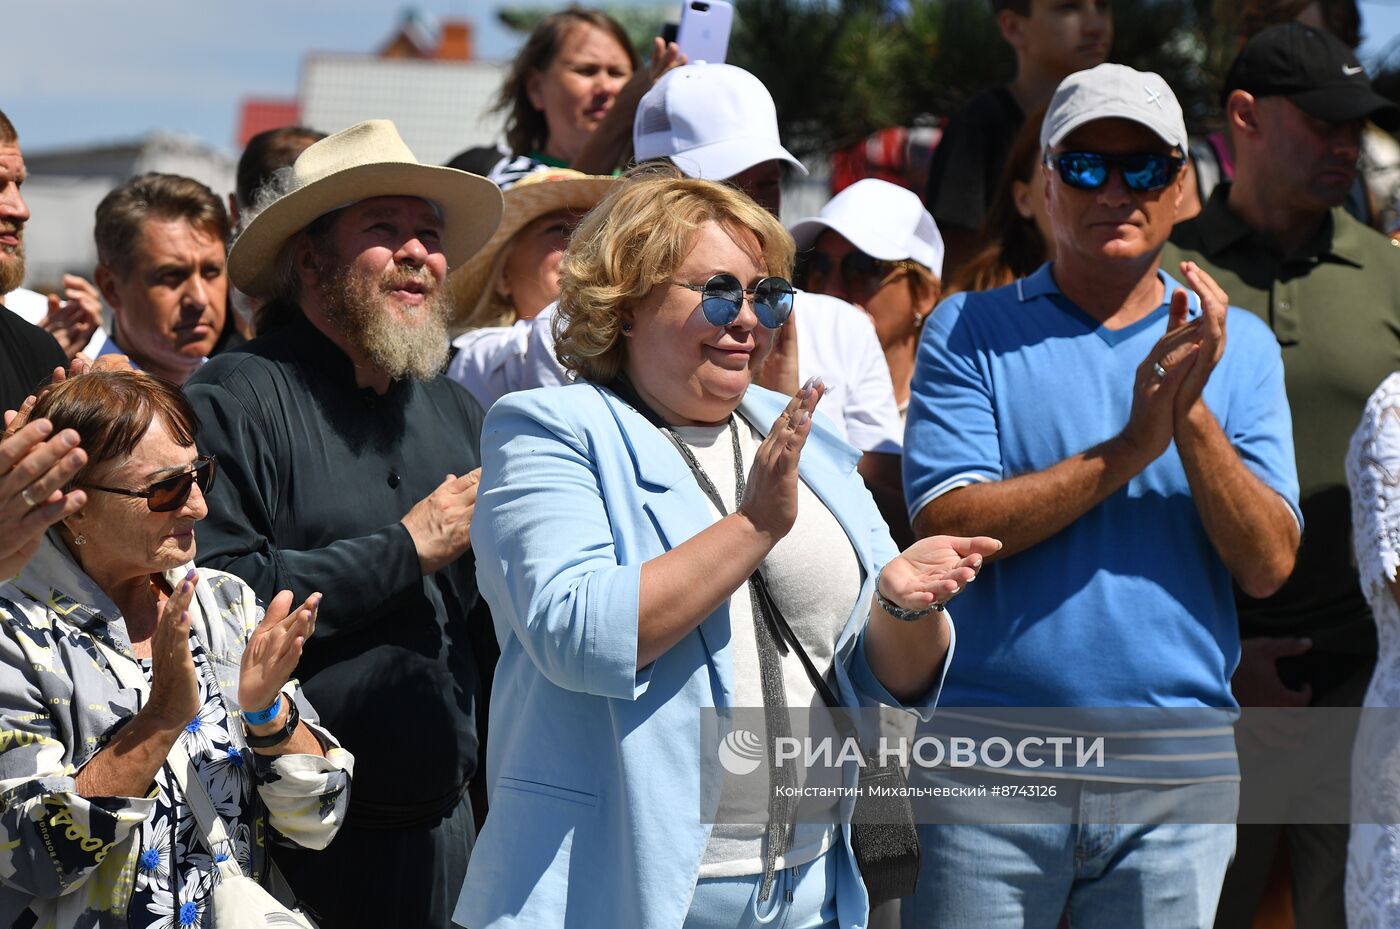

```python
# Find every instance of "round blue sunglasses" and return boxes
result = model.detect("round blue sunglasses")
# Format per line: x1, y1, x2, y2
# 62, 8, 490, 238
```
673, 273, 795, 329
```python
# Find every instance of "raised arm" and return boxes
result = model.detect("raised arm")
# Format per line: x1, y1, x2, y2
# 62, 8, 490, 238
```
1169, 262, 1299, 599
570, 39, 685, 176
475, 383, 824, 700
906, 294, 1204, 556
0, 583, 202, 898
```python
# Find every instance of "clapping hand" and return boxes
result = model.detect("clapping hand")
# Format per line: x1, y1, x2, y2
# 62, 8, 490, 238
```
1121, 286, 1201, 463
238, 590, 320, 716
39, 275, 103, 359
0, 417, 86, 579
739, 376, 825, 541
1171, 261, 1228, 423
879, 535, 1002, 613
143, 570, 201, 729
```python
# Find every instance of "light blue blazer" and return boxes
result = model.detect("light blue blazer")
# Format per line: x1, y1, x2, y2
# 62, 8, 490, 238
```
454, 382, 953, 929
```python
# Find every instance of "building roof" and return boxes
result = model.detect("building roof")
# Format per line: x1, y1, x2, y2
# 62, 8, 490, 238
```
237, 100, 302, 149
299, 54, 506, 165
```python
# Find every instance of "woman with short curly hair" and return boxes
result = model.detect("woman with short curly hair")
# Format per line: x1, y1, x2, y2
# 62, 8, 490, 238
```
456, 168, 999, 929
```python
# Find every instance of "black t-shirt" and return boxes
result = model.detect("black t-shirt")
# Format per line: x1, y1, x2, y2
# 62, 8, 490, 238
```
923, 85, 1025, 233
0, 303, 64, 412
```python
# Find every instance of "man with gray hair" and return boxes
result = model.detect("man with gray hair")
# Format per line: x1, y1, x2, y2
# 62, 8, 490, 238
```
902, 65, 1301, 928
186, 119, 503, 929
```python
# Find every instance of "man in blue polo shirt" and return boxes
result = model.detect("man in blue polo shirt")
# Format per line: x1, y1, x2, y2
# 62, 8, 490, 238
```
902, 65, 1302, 928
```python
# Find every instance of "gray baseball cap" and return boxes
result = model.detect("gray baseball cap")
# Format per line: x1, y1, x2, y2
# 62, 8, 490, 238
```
1040, 64, 1188, 153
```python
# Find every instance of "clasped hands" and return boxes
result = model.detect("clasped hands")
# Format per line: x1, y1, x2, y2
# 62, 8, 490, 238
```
1121, 260, 1230, 463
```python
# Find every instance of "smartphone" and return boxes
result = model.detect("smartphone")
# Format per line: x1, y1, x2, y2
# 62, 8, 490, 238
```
676, 0, 734, 64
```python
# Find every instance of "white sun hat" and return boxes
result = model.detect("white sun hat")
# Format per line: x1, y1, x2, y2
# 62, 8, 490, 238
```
633, 63, 807, 180
788, 178, 945, 278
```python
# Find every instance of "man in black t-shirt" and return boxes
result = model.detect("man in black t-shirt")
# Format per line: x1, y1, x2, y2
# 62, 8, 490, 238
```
924, 0, 1111, 280
0, 109, 65, 411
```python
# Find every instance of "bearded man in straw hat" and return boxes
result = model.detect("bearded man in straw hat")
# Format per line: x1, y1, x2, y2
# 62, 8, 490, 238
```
185, 119, 503, 929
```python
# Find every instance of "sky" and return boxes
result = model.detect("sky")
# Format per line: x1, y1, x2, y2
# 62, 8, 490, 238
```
9, 0, 1400, 157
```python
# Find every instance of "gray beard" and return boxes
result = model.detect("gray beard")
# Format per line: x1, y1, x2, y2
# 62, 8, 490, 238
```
0, 243, 24, 295
318, 265, 450, 381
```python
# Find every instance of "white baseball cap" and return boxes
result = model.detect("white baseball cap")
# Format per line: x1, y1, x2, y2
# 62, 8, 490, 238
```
633, 63, 807, 180
788, 178, 945, 278
1040, 63, 1188, 153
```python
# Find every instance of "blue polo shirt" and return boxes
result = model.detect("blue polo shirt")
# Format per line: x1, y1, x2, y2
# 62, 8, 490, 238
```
904, 264, 1300, 710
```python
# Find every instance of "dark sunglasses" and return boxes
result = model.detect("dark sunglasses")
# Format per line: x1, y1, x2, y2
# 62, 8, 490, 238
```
800, 250, 912, 298
1049, 151, 1185, 192
674, 273, 795, 329
85, 455, 217, 513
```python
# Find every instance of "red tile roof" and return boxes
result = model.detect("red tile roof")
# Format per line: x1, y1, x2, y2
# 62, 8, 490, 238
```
236, 100, 302, 148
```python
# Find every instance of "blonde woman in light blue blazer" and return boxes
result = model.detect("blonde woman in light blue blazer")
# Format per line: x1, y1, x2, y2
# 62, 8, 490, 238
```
455, 169, 998, 929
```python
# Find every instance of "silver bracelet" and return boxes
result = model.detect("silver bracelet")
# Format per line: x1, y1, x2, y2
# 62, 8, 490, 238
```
875, 568, 943, 622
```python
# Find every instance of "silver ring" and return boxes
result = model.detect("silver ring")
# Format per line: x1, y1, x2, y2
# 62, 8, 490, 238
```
1152, 361, 1168, 379
19, 487, 38, 507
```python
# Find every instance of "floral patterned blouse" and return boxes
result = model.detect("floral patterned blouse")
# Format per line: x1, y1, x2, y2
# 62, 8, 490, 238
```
0, 535, 354, 929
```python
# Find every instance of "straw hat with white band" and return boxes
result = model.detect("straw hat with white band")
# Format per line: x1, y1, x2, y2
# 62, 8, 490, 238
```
447, 168, 616, 335
229, 119, 504, 299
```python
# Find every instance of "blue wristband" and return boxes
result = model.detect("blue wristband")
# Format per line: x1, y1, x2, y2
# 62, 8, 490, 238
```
241, 694, 283, 726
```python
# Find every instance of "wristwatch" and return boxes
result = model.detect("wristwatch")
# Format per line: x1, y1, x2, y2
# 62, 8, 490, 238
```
244, 697, 300, 749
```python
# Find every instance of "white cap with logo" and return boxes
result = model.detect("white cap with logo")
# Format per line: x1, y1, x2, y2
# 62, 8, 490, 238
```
788, 178, 945, 278
633, 63, 808, 180
1040, 63, 1188, 153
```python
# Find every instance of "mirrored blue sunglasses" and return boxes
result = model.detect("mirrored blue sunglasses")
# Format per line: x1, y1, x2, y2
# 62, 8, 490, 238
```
674, 273, 795, 329
1050, 151, 1185, 192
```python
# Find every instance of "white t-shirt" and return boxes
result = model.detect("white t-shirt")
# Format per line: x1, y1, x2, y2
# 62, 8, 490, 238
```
519, 293, 905, 453
3, 287, 110, 356
792, 291, 903, 454
669, 416, 862, 878
446, 321, 532, 410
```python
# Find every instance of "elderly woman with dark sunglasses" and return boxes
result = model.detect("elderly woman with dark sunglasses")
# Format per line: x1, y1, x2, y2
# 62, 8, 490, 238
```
0, 369, 352, 929
455, 168, 998, 929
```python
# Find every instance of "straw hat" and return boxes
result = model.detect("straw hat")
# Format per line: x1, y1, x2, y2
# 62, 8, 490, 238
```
446, 169, 616, 335
229, 119, 504, 299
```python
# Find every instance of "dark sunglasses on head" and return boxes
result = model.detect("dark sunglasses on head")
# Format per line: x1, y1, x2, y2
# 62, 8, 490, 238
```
674, 273, 795, 329
1049, 151, 1185, 192
85, 455, 217, 513
800, 250, 911, 298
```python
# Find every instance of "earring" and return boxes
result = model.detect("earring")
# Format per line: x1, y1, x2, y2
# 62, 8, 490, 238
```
622, 323, 633, 333
73, 533, 87, 546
